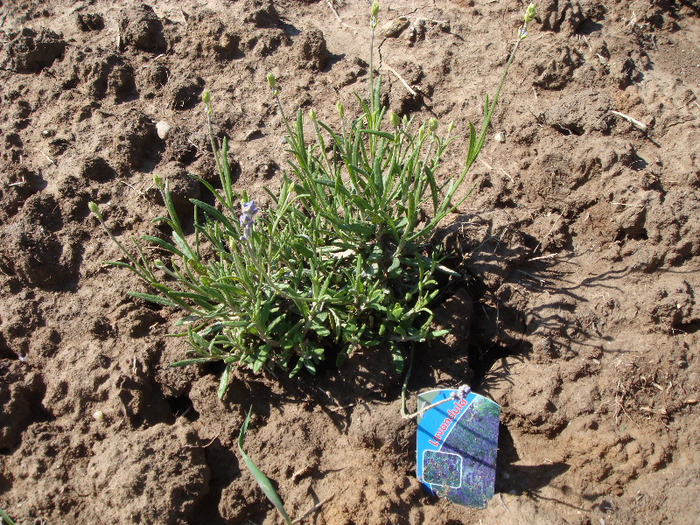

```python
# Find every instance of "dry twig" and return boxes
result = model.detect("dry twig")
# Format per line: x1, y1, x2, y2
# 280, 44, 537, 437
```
293, 494, 335, 524
39, 150, 55, 165
386, 65, 417, 96
326, 0, 356, 31
610, 110, 648, 132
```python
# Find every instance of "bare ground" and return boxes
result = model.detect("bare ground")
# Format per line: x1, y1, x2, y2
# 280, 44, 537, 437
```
1, 1, 699, 524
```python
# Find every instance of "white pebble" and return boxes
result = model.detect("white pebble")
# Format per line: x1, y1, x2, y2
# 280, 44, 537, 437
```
156, 121, 173, 139
494, 132, 505, 143
92, 410, 105, 422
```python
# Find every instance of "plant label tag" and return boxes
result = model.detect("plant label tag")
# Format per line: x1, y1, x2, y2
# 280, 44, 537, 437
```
416, 389, 500, 508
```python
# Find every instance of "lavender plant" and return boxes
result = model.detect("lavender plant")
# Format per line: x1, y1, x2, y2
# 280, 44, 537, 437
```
91, 2, 536, 398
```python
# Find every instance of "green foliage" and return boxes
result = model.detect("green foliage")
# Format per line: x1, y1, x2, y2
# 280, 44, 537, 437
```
238, 407, 293, 524
0, 508, 16, 525
92, 2, 534, 397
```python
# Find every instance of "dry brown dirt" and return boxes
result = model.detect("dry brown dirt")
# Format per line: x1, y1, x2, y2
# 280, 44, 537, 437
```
1, 1, 700, 524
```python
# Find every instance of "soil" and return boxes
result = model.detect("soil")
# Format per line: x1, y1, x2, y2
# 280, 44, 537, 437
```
1, 1, 699, 524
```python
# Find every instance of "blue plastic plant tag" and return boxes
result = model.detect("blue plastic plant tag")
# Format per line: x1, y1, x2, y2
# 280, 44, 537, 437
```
416, 389, 500, 508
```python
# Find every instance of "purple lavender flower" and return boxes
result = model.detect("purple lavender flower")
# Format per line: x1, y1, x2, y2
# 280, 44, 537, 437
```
239, 200, 258, 240
457, 385, 471, 399
449, 385, 471, 400
242, 200, 258, 216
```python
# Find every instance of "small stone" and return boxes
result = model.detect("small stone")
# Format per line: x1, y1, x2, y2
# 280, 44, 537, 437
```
93, 410, 105, 422
254, 161, 278, 179
156, 121, 172, 139
494, 131, 505, 143
381, 18, 410, 38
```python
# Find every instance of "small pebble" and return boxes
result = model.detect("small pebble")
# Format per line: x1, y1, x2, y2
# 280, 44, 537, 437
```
381, 18, 410, 38
93, 410, 105, 422
156, 121, 172, 139
494, 131, 505, 143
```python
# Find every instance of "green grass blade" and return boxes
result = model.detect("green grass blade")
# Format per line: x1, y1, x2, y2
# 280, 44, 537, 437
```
188, 173, 236, 210
360, 129, 394, 140
0, 509, 16, 525
140, 235, 185, 258
191, 199, 238, 233
238, 407, 293, 525
217, 362, 231, 398
128, 291, 180, 308
170, 357, 215, 367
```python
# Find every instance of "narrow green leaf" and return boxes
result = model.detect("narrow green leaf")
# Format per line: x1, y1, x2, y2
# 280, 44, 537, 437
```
141, 235, 185, 257
435, 262, 462, 277
292, 238, 314, 259
172, 231, 196, 260
128, 291, 179, 308
252, 344, 271, 373
104, 260, 134, 269
388, 256, 401, 273
360, 129, 395, 140
0, 508, 16, 525
218, 362, 231, 399
191, 199, 237, 232
303, 357, 317, 375
467, 121, 477, 165
337, 222, 374, 235
392, 346, 405, 374
188, 173, 235, 209
238, 407, 293, 525
170, 357, 215, 367
312, 324, 331, 338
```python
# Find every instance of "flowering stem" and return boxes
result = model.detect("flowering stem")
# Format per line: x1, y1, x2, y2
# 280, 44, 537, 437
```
369, 2, 378, 113
471, 11, 533, 165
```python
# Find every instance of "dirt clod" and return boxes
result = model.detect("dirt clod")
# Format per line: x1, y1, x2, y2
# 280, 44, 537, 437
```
121, 4, 167, 53
76, 13, 104, 32
243, 0, 281, 28
297, 28, 329, 71
1, 28, 66, 73
0, 366, 46, 449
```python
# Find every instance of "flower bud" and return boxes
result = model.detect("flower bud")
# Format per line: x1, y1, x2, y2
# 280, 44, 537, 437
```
309, 109, 317, 122
336, 101, 344, 119
428, 117, 438, 132
371, 1, 379, 19
447, 121, 454, 134
154, 259, 165, 269
388, 111, 401, 128
524, 3, 536, 23
153, 174, 163, 189
201, 89, 211, 105
267, 72, 277, 91
88, 201, 102, 220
